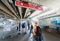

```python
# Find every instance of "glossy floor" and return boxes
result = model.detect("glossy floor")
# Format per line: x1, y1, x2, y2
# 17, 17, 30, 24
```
0, 31, 60, 41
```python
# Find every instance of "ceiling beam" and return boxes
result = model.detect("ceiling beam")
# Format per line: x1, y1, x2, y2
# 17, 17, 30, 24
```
18, 7, 22, 19
0, 3, 17, 19
25, 10, 35, 18
28, 8, 51, 18
24, 8, 30, 18
1, 0, 19, 19
0, 10, 14, 18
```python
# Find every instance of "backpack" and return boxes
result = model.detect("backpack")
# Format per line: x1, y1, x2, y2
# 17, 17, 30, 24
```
36, 26, 42, 35
32, 26, 42, 38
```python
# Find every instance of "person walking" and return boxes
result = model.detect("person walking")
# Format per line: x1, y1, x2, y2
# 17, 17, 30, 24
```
30, 23, 33, 34
22, 23, 25, 34
32, 22, 42, 41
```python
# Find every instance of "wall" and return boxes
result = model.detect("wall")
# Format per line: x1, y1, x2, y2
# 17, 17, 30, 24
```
39, 18, 57, 28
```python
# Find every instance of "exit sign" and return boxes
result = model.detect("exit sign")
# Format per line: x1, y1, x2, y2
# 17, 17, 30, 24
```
15, 0, 43, 10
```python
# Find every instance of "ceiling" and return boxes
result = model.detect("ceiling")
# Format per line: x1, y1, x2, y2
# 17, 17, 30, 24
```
28, 0, 60, 20
0, 0, 35, 20
0, 0, 60, 20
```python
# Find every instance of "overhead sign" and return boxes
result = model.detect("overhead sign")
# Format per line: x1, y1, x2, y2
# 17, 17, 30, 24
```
15, 0, 43, 10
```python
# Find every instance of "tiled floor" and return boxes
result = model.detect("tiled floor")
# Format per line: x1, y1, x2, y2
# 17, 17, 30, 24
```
0, 31, 60, 41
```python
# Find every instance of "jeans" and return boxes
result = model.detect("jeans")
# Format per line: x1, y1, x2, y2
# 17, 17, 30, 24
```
30, 29, 33, 34
33, 35, 41, 41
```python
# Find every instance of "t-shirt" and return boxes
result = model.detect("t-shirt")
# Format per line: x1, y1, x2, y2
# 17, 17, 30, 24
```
22, 23, 25, 28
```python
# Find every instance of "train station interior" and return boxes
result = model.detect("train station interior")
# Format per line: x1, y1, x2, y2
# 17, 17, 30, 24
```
0, 0, 60, 41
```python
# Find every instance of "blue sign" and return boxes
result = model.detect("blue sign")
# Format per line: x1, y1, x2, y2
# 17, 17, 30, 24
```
51, 20, 60, 25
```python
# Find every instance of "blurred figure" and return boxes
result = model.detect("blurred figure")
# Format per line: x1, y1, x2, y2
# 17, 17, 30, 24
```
56, 27, 60, 34
32, 22, 42, 41
27, 21, 30, 30
22, 23, 25, 34
29, 23, 33, 34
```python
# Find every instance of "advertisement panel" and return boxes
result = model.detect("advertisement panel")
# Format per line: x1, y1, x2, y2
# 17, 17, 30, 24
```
15, 0, 43, 10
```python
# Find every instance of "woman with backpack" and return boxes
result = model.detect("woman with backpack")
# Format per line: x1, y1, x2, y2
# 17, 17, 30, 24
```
32, 22, 42, 41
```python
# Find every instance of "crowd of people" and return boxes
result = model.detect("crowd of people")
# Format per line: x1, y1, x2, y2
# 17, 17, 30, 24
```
17, 21, 43, 41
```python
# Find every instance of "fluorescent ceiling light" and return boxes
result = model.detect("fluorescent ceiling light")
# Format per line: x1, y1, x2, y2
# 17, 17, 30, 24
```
28, 6, 49, 18
29, 10, 42, 18
31, 9, 57, 20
